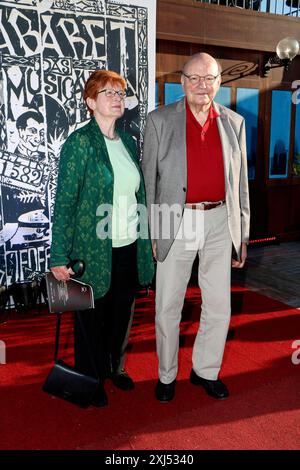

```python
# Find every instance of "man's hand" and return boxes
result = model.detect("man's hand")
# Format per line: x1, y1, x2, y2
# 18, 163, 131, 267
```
50, 266, 75, 281
232, 242, 247, 269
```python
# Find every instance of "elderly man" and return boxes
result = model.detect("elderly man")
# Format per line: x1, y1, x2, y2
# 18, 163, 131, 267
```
142, 53, 250, 402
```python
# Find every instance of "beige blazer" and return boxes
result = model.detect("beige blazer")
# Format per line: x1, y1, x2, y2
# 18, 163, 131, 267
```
141, 98, 250, 262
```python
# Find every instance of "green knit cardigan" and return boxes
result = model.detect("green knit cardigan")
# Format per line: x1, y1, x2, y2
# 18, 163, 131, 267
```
50, 117, 154, 299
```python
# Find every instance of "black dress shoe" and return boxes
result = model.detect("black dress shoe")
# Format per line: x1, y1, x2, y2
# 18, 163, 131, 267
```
190, 369, 229, 399
92, 386, 108, 407
155, 379, 176, 402
111, 370, 134, 391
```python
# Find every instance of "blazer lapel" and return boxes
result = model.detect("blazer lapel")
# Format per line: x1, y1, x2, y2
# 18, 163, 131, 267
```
174, 99, 187, 188
214, 102, 233, 190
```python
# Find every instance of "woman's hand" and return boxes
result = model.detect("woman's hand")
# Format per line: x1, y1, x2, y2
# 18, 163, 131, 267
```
50, 266, 75, 281
152, 241, 157, 260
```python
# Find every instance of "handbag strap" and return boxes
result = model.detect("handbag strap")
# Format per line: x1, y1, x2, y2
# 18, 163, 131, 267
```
53, 312, 99, 379
53, 313, 62, 362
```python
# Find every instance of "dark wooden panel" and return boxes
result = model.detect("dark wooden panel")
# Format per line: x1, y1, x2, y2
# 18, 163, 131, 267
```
157, 0, 300, 54
157, 41, 300, 87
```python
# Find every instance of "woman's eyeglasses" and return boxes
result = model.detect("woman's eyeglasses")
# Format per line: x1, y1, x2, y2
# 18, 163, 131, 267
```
98, 89, 127, 99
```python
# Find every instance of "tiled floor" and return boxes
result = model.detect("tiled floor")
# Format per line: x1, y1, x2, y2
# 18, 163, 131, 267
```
232, 241, 300, 308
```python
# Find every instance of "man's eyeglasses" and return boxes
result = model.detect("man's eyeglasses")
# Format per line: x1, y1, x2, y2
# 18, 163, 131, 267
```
182, 73, 220, 86
98, 89, 127, 99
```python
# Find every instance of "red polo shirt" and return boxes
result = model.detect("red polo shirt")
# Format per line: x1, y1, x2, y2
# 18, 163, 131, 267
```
186, 100, 225, 203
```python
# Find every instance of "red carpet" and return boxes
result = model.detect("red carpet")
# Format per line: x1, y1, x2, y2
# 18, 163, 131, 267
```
0, 285, 299, 450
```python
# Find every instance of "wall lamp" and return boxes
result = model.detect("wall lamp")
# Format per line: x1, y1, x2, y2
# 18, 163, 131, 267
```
263, 37, 299, 76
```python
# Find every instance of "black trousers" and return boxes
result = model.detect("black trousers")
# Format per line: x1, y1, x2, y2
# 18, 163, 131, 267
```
74, 241, 138, 380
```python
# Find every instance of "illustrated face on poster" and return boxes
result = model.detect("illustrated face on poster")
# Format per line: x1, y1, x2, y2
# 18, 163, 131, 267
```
15, 112, 45, 159
0, 0, 156, 285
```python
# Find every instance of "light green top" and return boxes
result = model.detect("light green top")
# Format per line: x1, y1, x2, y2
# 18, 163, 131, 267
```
104, 136, 140, 247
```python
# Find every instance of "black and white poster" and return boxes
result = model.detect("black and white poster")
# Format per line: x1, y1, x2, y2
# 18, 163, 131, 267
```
0, 0, 156, 287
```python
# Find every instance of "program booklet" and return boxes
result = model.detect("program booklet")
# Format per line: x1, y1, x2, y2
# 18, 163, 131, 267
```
45, 273, 94, 313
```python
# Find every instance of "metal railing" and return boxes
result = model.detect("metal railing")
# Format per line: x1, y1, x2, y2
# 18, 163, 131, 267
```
196, 1, 300, 17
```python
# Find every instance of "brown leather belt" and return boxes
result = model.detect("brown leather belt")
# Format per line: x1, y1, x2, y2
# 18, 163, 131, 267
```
185, 200, 226, 211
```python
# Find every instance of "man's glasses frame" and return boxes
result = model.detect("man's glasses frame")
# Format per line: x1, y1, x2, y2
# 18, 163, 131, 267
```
182, 72, 220, 86
98, 88, 127, 99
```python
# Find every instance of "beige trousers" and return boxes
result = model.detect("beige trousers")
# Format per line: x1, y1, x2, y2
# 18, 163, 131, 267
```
155, 204, 232, 383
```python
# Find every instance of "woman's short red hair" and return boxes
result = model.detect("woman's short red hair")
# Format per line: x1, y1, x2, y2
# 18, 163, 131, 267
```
84, 70, 126, 115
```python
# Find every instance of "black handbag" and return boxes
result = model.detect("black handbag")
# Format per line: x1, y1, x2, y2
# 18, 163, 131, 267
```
43, 260, 99, 408
43, 360, 99, 408
43, 313, 99, 408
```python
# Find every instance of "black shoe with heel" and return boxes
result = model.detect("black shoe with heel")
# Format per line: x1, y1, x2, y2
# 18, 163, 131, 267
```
111, 370, 135, 391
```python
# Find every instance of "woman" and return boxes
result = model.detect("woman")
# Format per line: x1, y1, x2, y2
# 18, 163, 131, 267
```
50, 70, 154, 407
